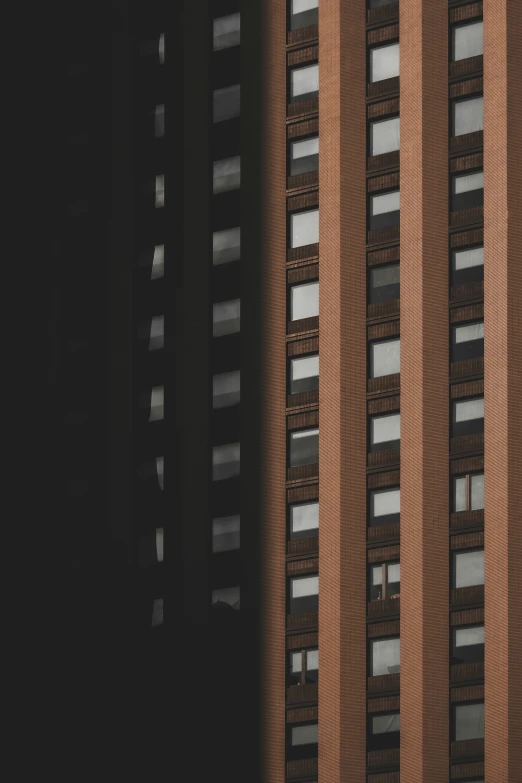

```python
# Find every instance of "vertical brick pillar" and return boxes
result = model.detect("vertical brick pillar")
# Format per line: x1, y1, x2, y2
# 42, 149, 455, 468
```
260, 1, 287, 781
400, 1, 449, 781
483, 2, 522, 780
318, 2, 367, 782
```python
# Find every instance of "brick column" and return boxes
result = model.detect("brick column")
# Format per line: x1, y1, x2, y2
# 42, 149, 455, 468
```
400, 1, 449, 780
318, 2, 367, 782
483, 2, 522, 780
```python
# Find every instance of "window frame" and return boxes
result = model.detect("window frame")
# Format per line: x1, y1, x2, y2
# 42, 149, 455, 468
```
451, 395, 484, 437
369, 336, 401, 379
288, 206, 320, 249
451, 94, 484, 138
288, 351, 319, 396
287, 646, 319, 686
451, 168, 484, 213
288, 279, 319, 322
369, 560, 401, 601
452, 547, 485, 590
288, 0, 319, 32
369, 635, 401, 677
368, 113, 400, 158
369, 411, 401, 453
452, 700, 485, 742
451, 623, 485, 665
288, 133, 319, 178
368, 40, 400, 84
368, 486, 400, 527
288, 60, 319, 104
367, 261, 400, 305
451, 19, 484, 63
367, 710, 401, 751
450, 243, 484, 288
451, 319, 484, 363
368, 187, 401, 232
288, 574, 319, 614
452, 471, 484, 513
288, 426, 319, 469
288, 499, 319, 540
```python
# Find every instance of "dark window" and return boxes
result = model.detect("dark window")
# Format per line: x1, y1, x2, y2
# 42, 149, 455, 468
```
290, 427, 319, 466
452, 624, 484, 664
369, 487, 400, 526
370, 116, 400, 156
370, 637, 400, 676
452, 548, 484, 589
451, 320, 484, 362
453, 472, 484, 512
370, 561, 400, 600
290, 354, 319, 394
212, 515, 240, 553
369, 412, 400, 452
451, 170, 484, 212
289, 500, 319, 539
452, 396, 484, 437
368, 712, 400, 751
369, 190, 400, 230
290, 135, 319, 176
290, 63, 319, 103
289, 575, 318, 613
370, 338, 400, 378
452, 96, 483, 136
451, 245, 484, 287
213, 12, 240, 51
369, 42, 399, 83
290, 0, 318, 30
452, 20, 483, 62
212, 585, 240, 610
213, 298, 241, 337
453, 702, 484, 741
369, 263, 400, 304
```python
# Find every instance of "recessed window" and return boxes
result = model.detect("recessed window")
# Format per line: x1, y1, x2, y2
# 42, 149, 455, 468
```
290, 500, 319, 539
213, 12, 240, 51
370, 412, 400, 452
290, 63, 319, 103
370, 117, 400, 156
213, 298, 240, 337
155, 105, 164, 137
370, 338, 400, 378
155, 175, 164, 207
152, 598, 163, 627
452, 396, 484, 436
291, 723, 318, 746
291, 281, 319, 320
454, 702, 484, 741
453, 472, 484, 512
213, 370, 240, 408
149, 385, 164, 421
156, 528, 164, 562
369, 190, 400, 231
290, 136, 319, 176
213, 156, 241, 194
158, 33, 165, 64
290, 428, 319, 467
370, 42, 399, 83
212, 585, 240, 610
452, 624, 484, 664
149, 315, 164, 350
369, 0, 396, 7
369, 263, 400, 304
369, 487, 400, 526
212, 515, 240, 553
451, 170, 484, 212
290, 0, 318, 30
156, 457, 164, 490
289, 647, 319, 685
453, 548, 484, 588
371, 637, 400, 676
213, 84, 240, 123
290, 574, 319, 613
452, 21, 483, 62
370, 561, 400, 600
151, 244, 164, 279
453, 96, 484, 136
213, 226, 241, 265
212, 442, 240, 481
452, 245, 484, 287
369, 712, 400, 751
290, 354, 319, 394
452, 320, 484, 362
291, 208, 319, 247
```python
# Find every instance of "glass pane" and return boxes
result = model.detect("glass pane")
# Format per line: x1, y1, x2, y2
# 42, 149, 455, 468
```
455, 703, 484, 741
291, 354, 319, 394
291, 651, 302, 673
371, 339, 400, 378
454, 477, 467, 512
471, 473, 484, 510
387, 563, 400, 584
149, 385, 164, 421
371, 638, 400, 676
453, 96, 484, 136
291, 281, 319, 320
372, 714, 400, 734
370, 43, 400, 83
212, 370, 241, 408
212, 443, 240, 481
213, 84, 240, 123
454, 171, 484, 194
156, 528, 164, 562
372, 190, 400, 216
290, 428, 319, 467
155, 105, 164, 137
372, 264, 400, 288
453, 21, 483, 61
213, 12, 240, 50
455, 550, 484, 588
372, 413, 401, 445
156, 457, 164, 490
455, 322, 484, 343
151, 244, 164, 279
291, 501, 319, 534
371, 117, 400, 156
306, 649, 318, 670
212, 515, 240, 553
291, 575, 319, 598
213, 298, 240, 337
291, 64, 319, 99
372, 565, 383, 586
213, 156, 241, 194
212, 585, 240, 609
213, 227, 241, 265
291, 208, 319, 247
152, 598, 163, 627
155, 175, 164, 207
372, 488, 400, 517
158, 34, 164, 64
293, 0, 318, 12
149, 315, 164, 350
292, 137, 319, 160
454, 246, 484, 270
455, 625, 484, 647
292, 724, 318, 745
454, 397, 484, 422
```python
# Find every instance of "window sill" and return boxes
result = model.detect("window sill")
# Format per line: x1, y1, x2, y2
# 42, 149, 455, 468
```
450, 738, 484, 761
287, 611, 318, 631
367, 672, 400, 694
367, 748, 400, 769
451, 661, 484, 684
450, 357, 484, 379
367, 596, 400, 619
286, 758, 318, 780
286, 683, 318, 705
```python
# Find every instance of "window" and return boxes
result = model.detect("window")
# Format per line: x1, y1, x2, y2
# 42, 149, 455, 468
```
212, 585, 240, 610
213, 156, 241, 194
290, 500, 319, 539
149, 385, 164, 421
151, 244, 164, 279
212, 515, 240, 553
370, 562, 400, 600
290, 428, 319, 467
369, 263, 400, 304
370, 338, 400, 378
290, 0, 318, 30
155, 104, 164, 137
453, 96, 483, 136
291, 208, 319, 247
291, 281, 319, 320
451, 171, 484, 212
453, 472, 484, 512
290, 575, 319, 613
288, 647, 319, 685
452, 21, 483, 61
369, 190, 400, 230
371, 637, 400, 676
156, 457, 164, 490
213, 226, 241, 265
370, 117, 400, 156
452, 396, 484, 436
370, 42, 399, 83
155, 175, 164, 207
370, 412, 400, 451
369, 487, 400, 526
213, 370, 240, 408
212, 442, 240, 481
156, 528, 164, 562
453, 548, 484, 589
213, 298, 240, 337
452, 320, 484, 362
369, 712, 400, 751
290, 63, 319, 103
291, 724, 318, 745
452, 245, 484, 287
454, 702, 484, 741
213, 12, 240, 50
290, 136, 319, 176
213, 84, 240, 123
149, 315, 164, 350
158, 33, 164, 64
452, 624, 484, 664
290, 354, 319, 394
152, 598, 163, 627
369, 0, 396, 7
